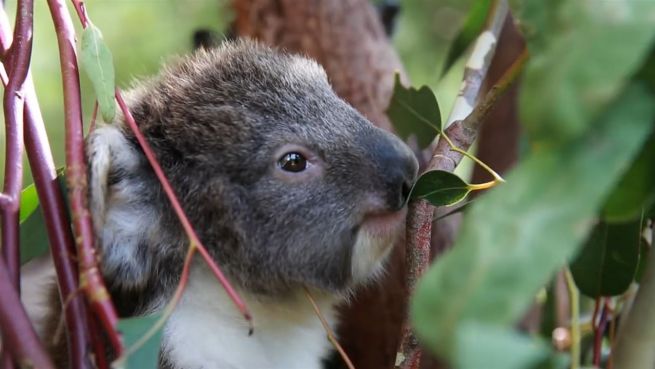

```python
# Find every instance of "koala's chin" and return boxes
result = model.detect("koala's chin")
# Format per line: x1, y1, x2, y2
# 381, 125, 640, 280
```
350, 207, 408, 285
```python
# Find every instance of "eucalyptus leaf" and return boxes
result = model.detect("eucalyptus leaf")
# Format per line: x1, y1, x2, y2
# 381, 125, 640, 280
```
516, 0, 655, 143
386, 73, 441, 149
19, 183, 39, 223
455, 323, 551, 369
410, 170, 470, 206
602, 134, 655, 222
80, 24, 116, 123
441, 0, 492, 76
19, 185, 48, 265
19, 171, 69, 265
117, 314, 164, 369
569, 221, 641, 298
411, 84, 655, 361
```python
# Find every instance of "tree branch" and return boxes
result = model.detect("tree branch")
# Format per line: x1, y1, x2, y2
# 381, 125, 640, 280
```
1, 0, 34, 292
398, 1, 512, 367
46, 0, 123, 355
0, 1, 34, 366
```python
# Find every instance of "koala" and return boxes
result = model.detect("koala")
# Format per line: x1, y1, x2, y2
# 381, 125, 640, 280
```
46, 39, 418, 369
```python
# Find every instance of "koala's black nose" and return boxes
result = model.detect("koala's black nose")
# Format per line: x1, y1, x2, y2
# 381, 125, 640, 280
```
363, 130, 419, 212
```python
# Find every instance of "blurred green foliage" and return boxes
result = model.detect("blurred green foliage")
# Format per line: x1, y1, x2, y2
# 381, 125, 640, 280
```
0, 0, 232, 184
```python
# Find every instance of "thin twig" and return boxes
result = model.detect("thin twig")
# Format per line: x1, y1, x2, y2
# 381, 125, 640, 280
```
303, 287, 355, 369
592, 297, 602, 366
607, 301, 616, 369
115, 91, 253, 328
564, 269, 580, 369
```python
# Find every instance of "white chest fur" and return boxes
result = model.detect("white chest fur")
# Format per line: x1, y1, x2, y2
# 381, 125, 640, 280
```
162, 266, 337, 369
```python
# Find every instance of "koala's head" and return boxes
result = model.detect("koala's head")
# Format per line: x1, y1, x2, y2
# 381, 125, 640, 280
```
88, 40, 417, 301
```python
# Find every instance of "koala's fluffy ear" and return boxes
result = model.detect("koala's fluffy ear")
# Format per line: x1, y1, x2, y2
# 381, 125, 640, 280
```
87, 125, 156, 290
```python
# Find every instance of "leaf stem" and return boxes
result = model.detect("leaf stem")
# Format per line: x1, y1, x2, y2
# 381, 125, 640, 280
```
564, 268, 580, 369
303, 287, 355, 369
466, 180, 500, 191
439, 132, 505, 183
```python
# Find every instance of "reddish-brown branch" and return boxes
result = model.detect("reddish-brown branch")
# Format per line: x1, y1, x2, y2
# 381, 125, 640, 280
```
115, 92, 252, 326
46, 0, 123, 355
0, 8, 93, 369
398, 2, 512, 367
0, 1, 34, 366
1, 0, 33, 292
0, 193, 10, 206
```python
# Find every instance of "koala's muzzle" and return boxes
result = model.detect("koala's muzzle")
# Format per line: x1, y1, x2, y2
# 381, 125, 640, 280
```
357, 128, 419, 213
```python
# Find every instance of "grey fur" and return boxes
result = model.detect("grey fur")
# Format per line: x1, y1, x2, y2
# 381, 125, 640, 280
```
80, 39, 417, 365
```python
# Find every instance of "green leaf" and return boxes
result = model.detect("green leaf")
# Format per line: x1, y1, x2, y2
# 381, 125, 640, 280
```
386, 73, 441, 149
19, 183, 39, 223
80, 24, 116, 123
441, 0, 492, 76
410, 170, 470, 206
411, 84, 655, 361
117, 314, 163, 369
516, 0, 655, 143
602, 134, 655, 222
19, 185, 49, 265
569, 221, 641, 298
19, 171, 69, 265
454, 323, 551, 369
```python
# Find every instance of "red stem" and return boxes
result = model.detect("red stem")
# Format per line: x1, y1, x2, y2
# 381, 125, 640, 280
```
0, 8, 93, 369
592, 297, 601, 364
115, 91, 253, 326
1, 0, 33, 292
70, 0, 89, 28
88, 310, 109, 369
0, 0, 33, 365
24, 83, 94, 369
593, 298, 611, 367
46, 0, 123, 355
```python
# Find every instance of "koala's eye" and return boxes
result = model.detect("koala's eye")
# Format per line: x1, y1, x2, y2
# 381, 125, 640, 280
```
278, 152, 307, 172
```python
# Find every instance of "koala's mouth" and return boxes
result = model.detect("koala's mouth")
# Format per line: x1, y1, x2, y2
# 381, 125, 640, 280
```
359, 207, 408, 239
348, 207, 407, 283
